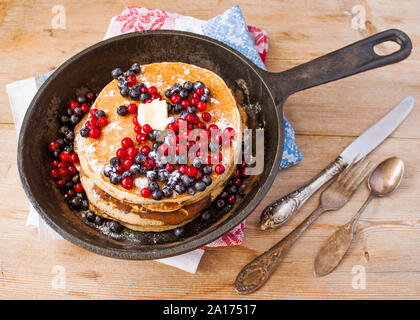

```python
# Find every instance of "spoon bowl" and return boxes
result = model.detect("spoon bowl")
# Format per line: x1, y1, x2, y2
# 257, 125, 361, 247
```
368, 156, 405, 197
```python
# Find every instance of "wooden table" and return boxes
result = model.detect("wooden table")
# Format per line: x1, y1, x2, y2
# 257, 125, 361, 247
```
1, 0, 419, 299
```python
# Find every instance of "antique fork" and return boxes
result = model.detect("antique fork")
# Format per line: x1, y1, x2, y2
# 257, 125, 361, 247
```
234, 157, 372, 294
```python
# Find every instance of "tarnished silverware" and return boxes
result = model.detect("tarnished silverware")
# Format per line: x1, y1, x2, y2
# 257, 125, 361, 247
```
314, 157, 404, 277
235, 157, 371, 294
260, 97, 414, 230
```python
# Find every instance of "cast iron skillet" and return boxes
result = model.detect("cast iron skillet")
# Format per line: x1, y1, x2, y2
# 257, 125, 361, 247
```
18, 29, 411, 259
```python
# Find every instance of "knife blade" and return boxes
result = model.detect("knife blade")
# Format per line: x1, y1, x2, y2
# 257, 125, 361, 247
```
260, 96, 414, 230
340, 96, 414, 164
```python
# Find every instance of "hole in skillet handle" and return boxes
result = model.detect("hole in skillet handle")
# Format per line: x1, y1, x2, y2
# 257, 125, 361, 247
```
370, 29, 411, 60
373, 40, 401, 56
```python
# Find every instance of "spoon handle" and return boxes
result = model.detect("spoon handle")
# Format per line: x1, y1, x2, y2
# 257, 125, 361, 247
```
235, 205, 326, 294
313, 194, 374, 277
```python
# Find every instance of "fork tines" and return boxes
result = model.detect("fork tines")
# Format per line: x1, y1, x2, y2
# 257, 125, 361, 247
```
335, 156, 372, 194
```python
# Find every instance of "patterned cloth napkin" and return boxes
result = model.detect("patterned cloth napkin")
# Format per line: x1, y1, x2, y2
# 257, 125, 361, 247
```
7, 5, 302, 273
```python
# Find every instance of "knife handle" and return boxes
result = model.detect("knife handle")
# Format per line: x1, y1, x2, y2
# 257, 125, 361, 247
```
259, 157, 346, 230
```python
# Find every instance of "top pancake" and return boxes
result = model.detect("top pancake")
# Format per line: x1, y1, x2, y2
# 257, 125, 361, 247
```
74, 62, 241, 206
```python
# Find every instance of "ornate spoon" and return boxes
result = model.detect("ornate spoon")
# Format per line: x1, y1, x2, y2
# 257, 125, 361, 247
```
314, 156, 404, 277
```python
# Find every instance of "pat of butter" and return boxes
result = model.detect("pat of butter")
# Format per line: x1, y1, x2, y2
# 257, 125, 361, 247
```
137, 99, 168, 131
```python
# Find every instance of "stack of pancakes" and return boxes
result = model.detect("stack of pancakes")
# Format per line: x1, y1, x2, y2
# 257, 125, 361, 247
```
74, 62, 242, 232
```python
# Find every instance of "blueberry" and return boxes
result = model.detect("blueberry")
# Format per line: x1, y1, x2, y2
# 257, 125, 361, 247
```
200, 95, 209, 102
158, 169, 170, 182
171, 170, 182, 178
180, 89, 189, 99
74, 107, 83, 117
152, 190, 163, 200
110, 173, 122, 185
167, 102, 173, 113
81, 200, 89, 210
188, 187, 196, 196
70, 196, 82, 209
103, 165, 113, 177
228, 185, 239, 194
60, 115, 69, 123
220, 191, 229, 198
174, 227, 184, 238
152, 142, 161, 150
202, 175, 212, 186
117, 105, 128, 116
56, 139, 65, 147
109, 157, 120, 167
64, 130, 74, 141
111, 68, 123, 79
201, 210, 211, 220
194, 181, 206, 192
139, 92, 151, 102
134, 153, 145, 164
125, 69, 135, 76
148, 181, 159, 192
202, 165, 212, 175
53, 149, 61, 158
181, 175, 194, 187
147, 170, 157, 181
192, 158, 202, 169
148, 130, 158, 141
173, 103, 182, 114
175, 184, 186, 194
180, 111, 188, 119
72, 174, 80, 184
193, 81, 204, 90
209, 141, 219, 153
187, 106, 196, 114
130, 63, 140, 74
129, 87, 140, 100
63, 145, 73, 153
165, 89, 172, 99
120, 87, 129, 97
109, 220, 122, 233
129, 164, 142, 175
117, 80, 128, 90
167, 181, 177, 190
59, 125, 69, 135
66, 108, 73, 116
94, 215, 104, 225
183, 81, 193, 91
162, 186, 173, 197
203, 87, 211, 96
85, 210, 96, 222
172, 83, 182, 92
122, 171, 132, 178
77, 95, 86, 104
95, 110, 105, 119
216, 198, 226, 208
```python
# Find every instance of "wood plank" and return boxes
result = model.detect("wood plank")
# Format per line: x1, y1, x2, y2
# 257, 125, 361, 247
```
1, 0, 420, 299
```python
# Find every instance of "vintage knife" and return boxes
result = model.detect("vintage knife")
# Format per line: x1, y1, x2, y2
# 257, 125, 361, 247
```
260, 96, 414, 230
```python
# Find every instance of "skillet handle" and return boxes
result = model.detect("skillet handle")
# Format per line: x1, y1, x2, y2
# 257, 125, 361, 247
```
269, 29, 412, 97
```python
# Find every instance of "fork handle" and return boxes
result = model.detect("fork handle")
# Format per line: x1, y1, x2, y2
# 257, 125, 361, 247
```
260, 157, 346, 230
235, 205, 326, 294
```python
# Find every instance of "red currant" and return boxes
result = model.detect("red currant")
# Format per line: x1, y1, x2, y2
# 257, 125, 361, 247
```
74, 183, 84, 193
136, 133, 147, 143
142, 124, 152, 133
97, 116, 107, 127
121, 137, 134, 148
134, 125, 142, 134
126, 74, 137, 86
48, 141, 60, 152
89, 128, 101, 139
227, 194, 236, 204
121, 177, 134, 189
141, 188, 151, 198
123, 159, 134, 170
140, 146, 150, 155
195, 87, 204, 96
85, 92, 95, 101
179, 165, 188, 174
69, 100, 79, 110
116, 148, 127, 159
127, 103, 138, 114
215, 164, 225, 174
59, 151, 71, 162
148, 86, 157, 94
50, 168, 60, 179
196, 101, 207, 111
186, 166, 197, 177
126, 147, 138, 159
170, 94, 181, 104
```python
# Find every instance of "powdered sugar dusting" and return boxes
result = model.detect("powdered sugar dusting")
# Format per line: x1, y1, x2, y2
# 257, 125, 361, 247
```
134, 177, 148, 189
210, 98, 220, 105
